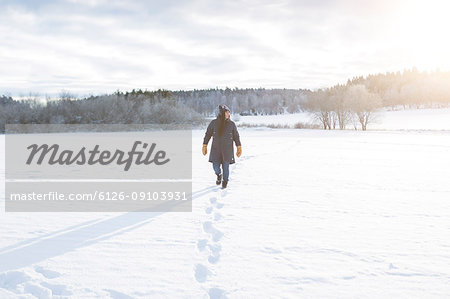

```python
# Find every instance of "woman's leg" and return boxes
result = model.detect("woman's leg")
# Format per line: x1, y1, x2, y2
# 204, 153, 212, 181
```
212, 162, 221, 175
222, 162, 230, 181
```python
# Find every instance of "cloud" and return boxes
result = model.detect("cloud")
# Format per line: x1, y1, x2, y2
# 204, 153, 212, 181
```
0, 0, 449, 96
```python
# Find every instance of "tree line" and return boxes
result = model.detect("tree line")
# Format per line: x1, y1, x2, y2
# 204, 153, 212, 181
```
114, 87, 310, 115
0, 94, 204, 133
1, 68, 449, 132
304, 68, 450, 130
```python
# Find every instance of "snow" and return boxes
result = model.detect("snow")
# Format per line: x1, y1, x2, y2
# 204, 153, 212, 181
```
1, 119, 450, 297
236, 112, 312, 126
371, 107, 450, 130
236, 107, 450, 130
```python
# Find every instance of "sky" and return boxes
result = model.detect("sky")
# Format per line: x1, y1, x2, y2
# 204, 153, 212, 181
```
0, 0, 449, 97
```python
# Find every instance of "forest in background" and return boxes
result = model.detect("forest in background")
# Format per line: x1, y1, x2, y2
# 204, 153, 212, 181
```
1, 68, 449, 132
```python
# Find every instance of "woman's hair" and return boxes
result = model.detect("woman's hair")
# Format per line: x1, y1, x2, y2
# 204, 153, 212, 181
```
217, 105, 227, 136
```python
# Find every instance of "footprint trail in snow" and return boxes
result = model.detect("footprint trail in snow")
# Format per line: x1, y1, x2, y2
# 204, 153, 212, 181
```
195, 187, 227, 298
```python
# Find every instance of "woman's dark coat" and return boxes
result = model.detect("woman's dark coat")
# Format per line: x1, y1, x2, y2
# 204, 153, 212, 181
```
203, 118, 241, 164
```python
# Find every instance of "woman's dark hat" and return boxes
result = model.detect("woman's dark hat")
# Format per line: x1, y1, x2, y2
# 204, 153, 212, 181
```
219, 105, 230, 114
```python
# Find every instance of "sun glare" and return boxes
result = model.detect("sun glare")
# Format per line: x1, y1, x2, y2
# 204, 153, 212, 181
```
394, 0, 450, 70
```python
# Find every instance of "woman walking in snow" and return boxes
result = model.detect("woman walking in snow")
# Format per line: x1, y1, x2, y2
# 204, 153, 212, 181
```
202, 105, 242, 189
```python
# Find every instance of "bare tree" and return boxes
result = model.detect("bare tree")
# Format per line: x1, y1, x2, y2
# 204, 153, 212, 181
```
346, 85, 381, 130
329, 85, 352, 129
305, 89, 333, 130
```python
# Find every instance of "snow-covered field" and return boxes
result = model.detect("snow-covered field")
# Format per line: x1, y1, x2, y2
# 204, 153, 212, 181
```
1, 123, 450, 297
237, 107, 450, 131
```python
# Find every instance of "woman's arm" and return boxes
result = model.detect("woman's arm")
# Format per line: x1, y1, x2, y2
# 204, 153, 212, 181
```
203, 120, 215, 145
232, 122, 241, 147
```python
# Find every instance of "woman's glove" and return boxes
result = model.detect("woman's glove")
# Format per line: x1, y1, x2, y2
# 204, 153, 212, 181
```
236, 146, 242, 157
202, 144, 207, 156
